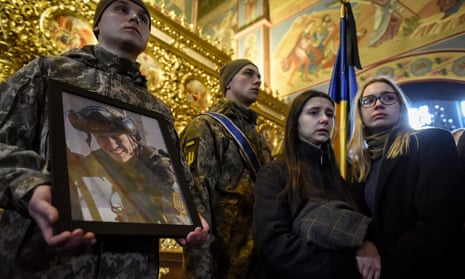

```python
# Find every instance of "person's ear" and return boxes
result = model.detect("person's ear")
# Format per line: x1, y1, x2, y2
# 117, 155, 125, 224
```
225, 81, 232, 91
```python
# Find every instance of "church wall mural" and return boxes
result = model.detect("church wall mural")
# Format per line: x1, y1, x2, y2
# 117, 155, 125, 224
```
199, 0, 465, 102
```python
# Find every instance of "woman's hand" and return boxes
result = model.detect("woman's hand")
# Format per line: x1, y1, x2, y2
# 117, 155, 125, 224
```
356, 240, 381, 279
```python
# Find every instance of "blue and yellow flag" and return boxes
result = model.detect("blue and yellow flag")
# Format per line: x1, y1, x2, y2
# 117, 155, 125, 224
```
328, 0, 362, 178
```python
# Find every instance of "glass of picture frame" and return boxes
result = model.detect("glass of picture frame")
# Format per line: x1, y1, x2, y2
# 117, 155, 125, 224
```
47, 79, 200, 237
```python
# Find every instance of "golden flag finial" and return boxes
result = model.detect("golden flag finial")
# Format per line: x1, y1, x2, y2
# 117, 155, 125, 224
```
340, 0, 347, 18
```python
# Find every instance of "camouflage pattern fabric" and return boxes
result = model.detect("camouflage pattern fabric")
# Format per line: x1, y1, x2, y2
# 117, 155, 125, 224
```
180, 99, 272, 279
68, 146, 190, 225
0, 45, 192, 278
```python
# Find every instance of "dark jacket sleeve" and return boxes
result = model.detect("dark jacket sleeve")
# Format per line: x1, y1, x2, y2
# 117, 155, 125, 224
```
377, 128, 465, 278
253, 161, 361, 279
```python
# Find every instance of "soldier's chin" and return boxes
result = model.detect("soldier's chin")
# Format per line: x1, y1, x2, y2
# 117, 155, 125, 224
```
108, 152, 131, 163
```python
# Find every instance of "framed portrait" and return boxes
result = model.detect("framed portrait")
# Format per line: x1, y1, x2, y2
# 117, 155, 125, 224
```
138, 53, 163, 91
47, 79, 200, 237
238, 0, 264, 28
40, 6, 97, 54
238, 27, 265, 77
181, 74, 211, 113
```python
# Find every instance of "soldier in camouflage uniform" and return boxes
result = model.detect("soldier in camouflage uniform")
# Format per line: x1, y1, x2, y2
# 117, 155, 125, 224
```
180, 59, 272, 278
0, 0, 208, 278
66, 105, 190, 225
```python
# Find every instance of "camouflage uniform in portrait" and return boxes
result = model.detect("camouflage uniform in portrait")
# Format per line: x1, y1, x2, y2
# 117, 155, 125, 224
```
0, 45, 193, 278
66, 106, 189, 225
181, 98, 272, 278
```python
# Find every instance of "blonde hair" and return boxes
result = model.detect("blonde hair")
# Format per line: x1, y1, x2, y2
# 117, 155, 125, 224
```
452, 128, 465, 145
348, 76, 418, 183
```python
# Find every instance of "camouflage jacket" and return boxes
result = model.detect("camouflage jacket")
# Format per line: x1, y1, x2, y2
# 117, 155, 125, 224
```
68, 145, 190, 225
0, 45, 189, 278
180, 99, 272, 279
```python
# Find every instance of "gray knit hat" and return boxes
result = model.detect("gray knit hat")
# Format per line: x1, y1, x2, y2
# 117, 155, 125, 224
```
93, 0, 151, 37
219, 59, 256, 94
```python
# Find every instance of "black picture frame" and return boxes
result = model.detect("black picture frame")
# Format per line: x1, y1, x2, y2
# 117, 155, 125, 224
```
47, 79, 200, 237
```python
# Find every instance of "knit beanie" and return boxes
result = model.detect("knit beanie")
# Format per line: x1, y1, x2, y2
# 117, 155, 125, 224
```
93, 0, 151, 37
219, 59, 256, 94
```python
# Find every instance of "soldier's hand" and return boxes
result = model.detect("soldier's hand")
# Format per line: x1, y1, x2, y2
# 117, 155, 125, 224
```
178, 213, 209, 247
28, 185, 96, 252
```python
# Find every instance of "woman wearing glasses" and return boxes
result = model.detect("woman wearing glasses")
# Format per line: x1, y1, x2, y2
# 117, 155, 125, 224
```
348, 76, 465, 278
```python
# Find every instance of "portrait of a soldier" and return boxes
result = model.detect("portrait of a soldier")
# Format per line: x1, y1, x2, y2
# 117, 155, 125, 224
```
66, 105, 190, 225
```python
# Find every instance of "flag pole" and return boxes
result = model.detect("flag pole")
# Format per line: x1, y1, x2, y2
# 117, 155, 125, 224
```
329, 0, 361, 178
337, 0, 348, 178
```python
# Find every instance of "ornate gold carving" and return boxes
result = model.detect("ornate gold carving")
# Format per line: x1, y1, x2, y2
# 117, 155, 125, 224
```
158, 267, 170, 278
160, 238, 182, 252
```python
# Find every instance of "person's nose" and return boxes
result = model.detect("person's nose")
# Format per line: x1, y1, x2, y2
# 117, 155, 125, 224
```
319, 114, 330, 124
102, 137, 118, 149
373, 97, 385, 108
129, 11, 140, 25
253, 75, 261, 86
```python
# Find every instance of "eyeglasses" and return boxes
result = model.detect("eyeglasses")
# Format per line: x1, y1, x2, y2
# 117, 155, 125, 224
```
360, 92, 398, 108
